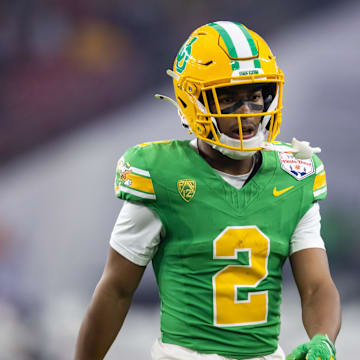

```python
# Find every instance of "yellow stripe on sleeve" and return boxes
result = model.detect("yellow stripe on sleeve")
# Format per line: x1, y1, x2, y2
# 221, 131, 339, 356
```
313, 171, 326, 191
127, 173, 155, 194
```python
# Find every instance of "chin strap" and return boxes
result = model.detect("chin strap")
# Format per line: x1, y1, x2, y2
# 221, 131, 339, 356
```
154, 93, 190, 129
154, 93, 179, 109
262, 138, 321, 159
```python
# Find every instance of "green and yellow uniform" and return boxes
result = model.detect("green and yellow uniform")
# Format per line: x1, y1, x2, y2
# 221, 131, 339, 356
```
114, 140, 327, 360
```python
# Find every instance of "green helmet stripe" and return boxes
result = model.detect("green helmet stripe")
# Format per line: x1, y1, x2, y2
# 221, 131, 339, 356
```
235, 23, 261, 68
210, 21, 261, 71
209, 22, 240, 70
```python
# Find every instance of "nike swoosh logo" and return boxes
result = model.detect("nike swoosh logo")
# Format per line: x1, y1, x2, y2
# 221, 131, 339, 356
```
273, 185, 294, 197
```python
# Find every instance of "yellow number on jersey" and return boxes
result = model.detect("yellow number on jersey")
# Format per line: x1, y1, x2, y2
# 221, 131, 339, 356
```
213, 226, 270, 326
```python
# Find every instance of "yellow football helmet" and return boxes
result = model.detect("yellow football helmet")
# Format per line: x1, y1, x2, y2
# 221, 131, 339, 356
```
159, 21, 285, 159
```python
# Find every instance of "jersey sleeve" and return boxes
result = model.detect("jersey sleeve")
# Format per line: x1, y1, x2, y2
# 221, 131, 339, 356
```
110, 201, 163, 266
114, 145, 156, 202
289, 202, 325, 255
312, 155, 327, 201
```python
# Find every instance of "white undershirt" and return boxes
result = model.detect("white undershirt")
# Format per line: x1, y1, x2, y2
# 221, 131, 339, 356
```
110, 140, 325, 266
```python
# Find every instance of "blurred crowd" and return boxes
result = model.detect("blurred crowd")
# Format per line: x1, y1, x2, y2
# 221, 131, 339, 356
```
1, 0, 148, 163
0, 0, 347, 164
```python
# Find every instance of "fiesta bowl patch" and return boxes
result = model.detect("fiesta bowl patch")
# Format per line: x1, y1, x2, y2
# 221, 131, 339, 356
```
278, 152, 314, 180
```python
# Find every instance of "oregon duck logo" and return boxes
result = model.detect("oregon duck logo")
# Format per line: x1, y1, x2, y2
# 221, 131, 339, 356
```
176, 37, 198, 74
116, 158, 132, 187
177, 179, 196, 202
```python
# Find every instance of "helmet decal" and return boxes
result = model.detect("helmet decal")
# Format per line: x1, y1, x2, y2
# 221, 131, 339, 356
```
175, 36, 198, 74
209, 21, 261, 72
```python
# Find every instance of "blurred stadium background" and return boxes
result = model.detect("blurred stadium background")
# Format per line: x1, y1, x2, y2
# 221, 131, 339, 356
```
0, 0, 359, 359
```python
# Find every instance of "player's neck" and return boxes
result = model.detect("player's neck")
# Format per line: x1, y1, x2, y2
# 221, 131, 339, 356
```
197, 140, 255, 176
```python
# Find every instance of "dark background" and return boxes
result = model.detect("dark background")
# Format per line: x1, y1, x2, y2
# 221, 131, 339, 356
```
0, 1, 358, 358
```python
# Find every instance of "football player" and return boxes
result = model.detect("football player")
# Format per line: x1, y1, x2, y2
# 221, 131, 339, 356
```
75, 21, 341, 360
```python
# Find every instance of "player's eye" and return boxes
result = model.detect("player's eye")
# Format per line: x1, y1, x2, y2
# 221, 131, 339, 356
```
251, 92, 262, 102
219, 95, 235, 104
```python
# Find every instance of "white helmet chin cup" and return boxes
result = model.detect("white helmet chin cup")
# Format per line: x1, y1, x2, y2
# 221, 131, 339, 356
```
211, 128, 265, 160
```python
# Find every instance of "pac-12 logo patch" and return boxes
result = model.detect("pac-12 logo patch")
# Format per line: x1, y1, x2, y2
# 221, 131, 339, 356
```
177, 179, 196, 202
278, 152, 314, 180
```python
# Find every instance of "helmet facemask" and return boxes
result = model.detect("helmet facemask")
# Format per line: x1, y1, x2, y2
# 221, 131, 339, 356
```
189, 79, 283, 159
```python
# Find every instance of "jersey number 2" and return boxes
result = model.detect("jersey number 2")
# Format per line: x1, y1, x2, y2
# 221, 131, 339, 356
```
212, 226, 270, 326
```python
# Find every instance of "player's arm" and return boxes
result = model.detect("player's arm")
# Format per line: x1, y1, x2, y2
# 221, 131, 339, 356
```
287, 248, 341, 359
74, 247, 145, 360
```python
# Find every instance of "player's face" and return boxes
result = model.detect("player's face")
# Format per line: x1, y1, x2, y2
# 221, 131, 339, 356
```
209, 85, 264, 140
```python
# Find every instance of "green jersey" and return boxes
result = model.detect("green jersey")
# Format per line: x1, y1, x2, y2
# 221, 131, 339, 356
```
114, 140, 327, 359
